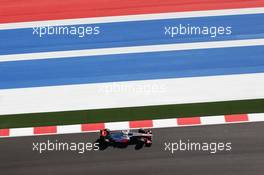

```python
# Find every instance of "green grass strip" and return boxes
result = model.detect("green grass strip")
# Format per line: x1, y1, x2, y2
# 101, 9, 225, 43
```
0, 99, 264, 129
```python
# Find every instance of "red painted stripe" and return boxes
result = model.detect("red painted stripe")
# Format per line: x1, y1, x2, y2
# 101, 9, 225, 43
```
81, 123, 105, 131
34, 126, 57, 135
0, 129, 9, 136
129, 120, 153, 128
1, 0, 263, 23
177, 117, 201, 125
225, 114, 249, 122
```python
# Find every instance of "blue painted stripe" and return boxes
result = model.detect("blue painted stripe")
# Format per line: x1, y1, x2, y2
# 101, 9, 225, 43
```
0, 14, 264, 55
0, 46, 264, 89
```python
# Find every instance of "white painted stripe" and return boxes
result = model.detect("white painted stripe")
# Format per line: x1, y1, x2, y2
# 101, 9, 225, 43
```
9, 127, 34, 136
153, 118, 178, 128
0, 7, 263, 30
200, 115, 225, 125
1, 38, 263, 62
0, 73, 264, 115
105, 122, 130, 130
248, 113, 264, 122
57, 124, 82, 134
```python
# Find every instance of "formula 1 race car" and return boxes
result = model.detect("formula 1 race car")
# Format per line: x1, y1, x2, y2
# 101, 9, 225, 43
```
98, 128, 152, 149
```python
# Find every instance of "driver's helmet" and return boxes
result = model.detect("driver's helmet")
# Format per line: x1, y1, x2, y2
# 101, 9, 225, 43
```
121, 130, 129, 135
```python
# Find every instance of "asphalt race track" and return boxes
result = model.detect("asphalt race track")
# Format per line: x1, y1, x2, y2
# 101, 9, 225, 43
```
0, 122, 263, 175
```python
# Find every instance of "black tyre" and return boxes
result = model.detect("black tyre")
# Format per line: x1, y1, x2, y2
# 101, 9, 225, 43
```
145, 142, 152, 147
138, 129, 146, 133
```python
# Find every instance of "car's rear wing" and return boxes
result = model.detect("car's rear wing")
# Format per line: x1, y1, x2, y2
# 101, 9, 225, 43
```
100, 129, 110, 137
